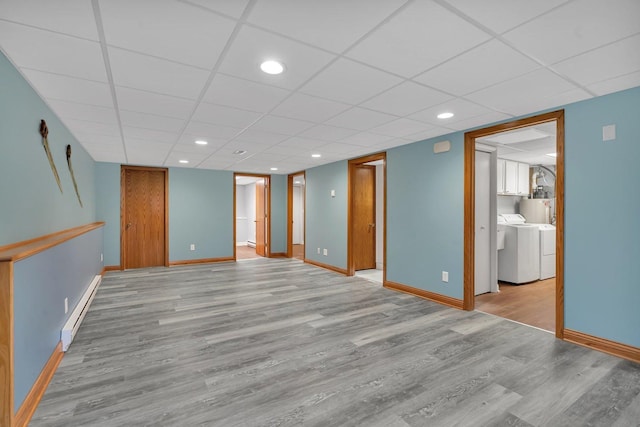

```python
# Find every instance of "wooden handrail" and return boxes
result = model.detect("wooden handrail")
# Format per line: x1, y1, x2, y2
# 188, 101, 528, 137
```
0, 222, 105, 262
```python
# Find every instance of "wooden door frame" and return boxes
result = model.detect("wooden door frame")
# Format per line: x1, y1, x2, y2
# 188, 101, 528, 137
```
233, 173, 271, 260
463, 110, 565, 338
287, 171, 306, 258
347, 152, 386, 277
120, 165, 169, 269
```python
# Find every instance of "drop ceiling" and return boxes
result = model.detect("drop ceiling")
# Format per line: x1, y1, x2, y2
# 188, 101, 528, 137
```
1, 0, 638, 174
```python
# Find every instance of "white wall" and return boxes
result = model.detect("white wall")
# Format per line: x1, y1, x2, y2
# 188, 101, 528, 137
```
235, 185, 248, 244
497, 195, 520, 215
293, 184, 304, 244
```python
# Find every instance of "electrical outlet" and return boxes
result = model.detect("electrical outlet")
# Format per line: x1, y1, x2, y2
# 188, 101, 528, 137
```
442, 271, 449, 282
317, 248, 320, 254
190, 244, 195, 251
323, 248, 328, 256
64, 298, 69, 314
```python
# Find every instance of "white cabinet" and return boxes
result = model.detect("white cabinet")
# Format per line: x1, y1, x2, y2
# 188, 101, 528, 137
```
497, 159, 530, 196
504, 160, 518, 194
517, 162, 530, 196
497, 159, 505, 193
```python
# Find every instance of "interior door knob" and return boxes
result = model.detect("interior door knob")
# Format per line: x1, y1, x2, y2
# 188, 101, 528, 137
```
126, 222, 132, 229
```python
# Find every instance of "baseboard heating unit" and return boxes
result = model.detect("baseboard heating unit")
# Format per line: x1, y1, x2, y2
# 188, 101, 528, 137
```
61, 274, 101, 351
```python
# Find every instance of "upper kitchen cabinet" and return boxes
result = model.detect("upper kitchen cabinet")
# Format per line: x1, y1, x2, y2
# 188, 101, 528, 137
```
497, 159, 530, 196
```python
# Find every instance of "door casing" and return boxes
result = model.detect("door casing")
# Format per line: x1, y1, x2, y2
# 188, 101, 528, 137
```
464, 110, 565, 338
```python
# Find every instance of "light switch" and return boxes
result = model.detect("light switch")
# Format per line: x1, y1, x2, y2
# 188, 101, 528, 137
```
603, 124, 616, 141
330, 189, 336, 198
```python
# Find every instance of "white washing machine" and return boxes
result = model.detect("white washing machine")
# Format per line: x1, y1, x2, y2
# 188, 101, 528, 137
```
537, 224, 556, 279
498, 214, 540, 284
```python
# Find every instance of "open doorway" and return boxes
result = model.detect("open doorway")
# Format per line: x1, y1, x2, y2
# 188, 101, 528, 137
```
234, 174, 270, 260
464, 110, 564, 337
287, 172, 305, 260
348, 153, 386, 284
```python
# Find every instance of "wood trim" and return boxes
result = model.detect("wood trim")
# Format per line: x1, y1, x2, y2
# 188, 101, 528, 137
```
347, 152, 386, 277
13, 342, 63, 427
120, 166, 169, 270
0, 262, 13, 427
103, 265, 121, 272
304, 259, 348, 276
169, 257, 234, 266
564, 329, 640, 364
0, 222, 105, 262
269, 252, 287, 258
463, 110, 565, 338
384, 280, 464, 310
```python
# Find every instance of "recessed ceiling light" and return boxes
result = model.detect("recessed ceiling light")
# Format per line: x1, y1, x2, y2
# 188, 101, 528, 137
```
194, 140, 208, 145
546, 152, 558, 158
437, 112, 454, 119
179, 159, 189, 164
311, 153, 321, 158
233, 150, 247, 155
270, 167, 278, 171
260, 60, 284, 75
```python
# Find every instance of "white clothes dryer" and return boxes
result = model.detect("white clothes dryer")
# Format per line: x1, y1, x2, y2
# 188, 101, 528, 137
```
497, 214, 540, 284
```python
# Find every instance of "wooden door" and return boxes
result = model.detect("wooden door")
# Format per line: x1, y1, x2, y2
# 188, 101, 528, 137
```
353, 165, 376, 270
122, 167, 167, 269
255, 179, 266, 257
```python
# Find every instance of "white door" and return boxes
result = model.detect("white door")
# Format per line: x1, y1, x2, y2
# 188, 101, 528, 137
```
475, 151, 491, 295
293, 185, 304, 244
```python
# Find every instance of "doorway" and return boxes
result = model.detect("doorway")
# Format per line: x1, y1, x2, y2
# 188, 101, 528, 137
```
287, 172, 305, 260
464, 110, 564, 337
120, 165, 168, 269
234, 174, 270, 260
348, 153, 386, 283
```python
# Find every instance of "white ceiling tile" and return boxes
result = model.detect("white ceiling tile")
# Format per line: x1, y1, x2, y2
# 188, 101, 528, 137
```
317, 142, 364, 154
173, 136, 227, 153
249, 115, 315, 136
300, 58, 403, 104
299, 124, 359, 142
127, 149, 171, 166
86, 151, 127, 164
587, 71, 640, 96
165, 150, 211, 167
503, 0, 640, 65
115, 87, 196, 119
263, 144, 314, 156
414, 40, 540, 96
192, 102, 262, 128
277, 137, 327, 149
362, 81, 453, 116
81, 141, 125, 153
271, 93, 351, 122
123, 127, 179, 144
73, 133, 123, 148
184, 121, 242, 140
339, 132, 392, 146
513, 87, 592, 117
0, 22, 107, 82
248, 0, 406, 53
181, 0, 250, 19
233, 129, 290, 145
324, 107, 397, 131
126, 139, 174, 152
443, 111, 513, 131
204, 73, 291, 113
0, 0, 99, 40
218, 25, 336, 90
370, 118, 437, 138
22, 70, 113, 107
347, 1, 490, 77
47, 100, 118, 125
108, 48, 210, 99
63, 119, 121, 137
464, 69, 579, 115
100, 0, 236, 68
409, 98, 497, 126
120, 111, 185, 133
373, 137, 414, 149
552, 34, 640, 86
404, 126, 452, 143
443, 0, 570, 34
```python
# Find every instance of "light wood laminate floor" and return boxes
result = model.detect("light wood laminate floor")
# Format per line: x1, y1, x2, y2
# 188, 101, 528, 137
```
475, 279, 555, 332
31, 259, 639, 426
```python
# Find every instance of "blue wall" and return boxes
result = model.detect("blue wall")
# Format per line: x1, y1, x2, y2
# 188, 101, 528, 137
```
95, 162, 121, 266
0, 51, 96, 246
270, 174, 287, 254
13, 226, 103, 412
563, 87, 640, 347
386, 133, 465, 299
305, 161, 348, 269
169, 168, 234, 261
